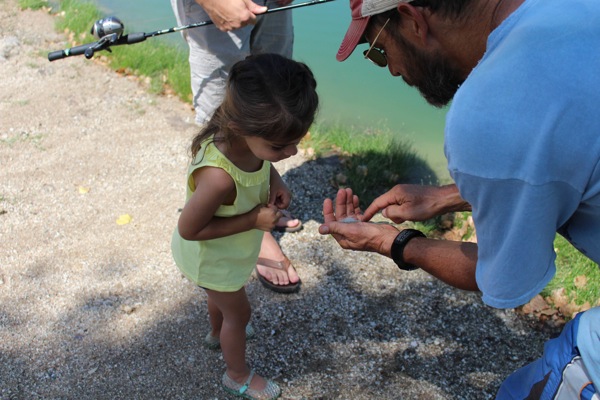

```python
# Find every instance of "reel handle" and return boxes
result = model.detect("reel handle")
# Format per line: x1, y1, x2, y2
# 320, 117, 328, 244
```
48, 32, 147, 62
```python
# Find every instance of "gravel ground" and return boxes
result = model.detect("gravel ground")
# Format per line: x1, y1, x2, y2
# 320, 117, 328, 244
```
0, 2, 560, 399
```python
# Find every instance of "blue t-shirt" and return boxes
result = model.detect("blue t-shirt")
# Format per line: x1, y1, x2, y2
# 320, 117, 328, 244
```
445, 0, 600, 309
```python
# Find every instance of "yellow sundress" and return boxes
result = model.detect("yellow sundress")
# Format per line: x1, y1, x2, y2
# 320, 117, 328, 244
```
171, 138, 270, 292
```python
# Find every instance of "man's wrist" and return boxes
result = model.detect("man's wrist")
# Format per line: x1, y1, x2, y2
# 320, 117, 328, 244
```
439, 184, 471, 213
390, 229, 425, 271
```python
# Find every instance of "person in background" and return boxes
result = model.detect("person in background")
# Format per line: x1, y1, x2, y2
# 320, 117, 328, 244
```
319, 0, 600, 397
172, 53, 319, 399
171, 0, 303, 293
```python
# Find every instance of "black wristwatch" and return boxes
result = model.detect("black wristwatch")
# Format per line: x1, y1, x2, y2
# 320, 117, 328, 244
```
390, 229, 425, 271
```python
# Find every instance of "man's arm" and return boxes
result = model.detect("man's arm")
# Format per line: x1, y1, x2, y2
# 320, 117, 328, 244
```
403, 236, 478, 291
319, 188, 478, 291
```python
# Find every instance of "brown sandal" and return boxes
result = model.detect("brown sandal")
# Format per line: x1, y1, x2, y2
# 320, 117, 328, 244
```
256, 256, 301, 294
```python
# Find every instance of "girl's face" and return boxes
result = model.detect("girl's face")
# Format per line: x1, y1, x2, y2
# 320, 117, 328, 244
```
244, 135, 301, 163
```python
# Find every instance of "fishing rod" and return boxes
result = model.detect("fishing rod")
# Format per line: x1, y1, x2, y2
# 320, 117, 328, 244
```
48, 0, 336, 62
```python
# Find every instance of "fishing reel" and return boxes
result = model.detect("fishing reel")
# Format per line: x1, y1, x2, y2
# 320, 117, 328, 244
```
84, 17, 125, 58
91, 16, 124, 40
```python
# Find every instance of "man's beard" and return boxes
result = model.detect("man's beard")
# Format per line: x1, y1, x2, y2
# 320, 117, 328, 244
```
398, 35, 464, 108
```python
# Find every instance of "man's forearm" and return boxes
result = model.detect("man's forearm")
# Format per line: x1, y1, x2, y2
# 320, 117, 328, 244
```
436, 184, 472, 215
403, 237, 479, 291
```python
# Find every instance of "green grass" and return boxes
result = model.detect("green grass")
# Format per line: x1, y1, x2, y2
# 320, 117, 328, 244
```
304, 123, 438, 206
18, 0, 49, 10
106, 41, 191, 99
0, 130, 44, 147
27, 0, 598, 313
55, 0, 102, 39
543, 235, 600, 307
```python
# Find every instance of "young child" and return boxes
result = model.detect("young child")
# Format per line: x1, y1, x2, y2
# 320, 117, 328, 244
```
171, 53, 318, 400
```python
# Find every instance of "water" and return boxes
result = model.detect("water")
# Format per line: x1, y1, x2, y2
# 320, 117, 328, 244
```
92, 0, 450, 180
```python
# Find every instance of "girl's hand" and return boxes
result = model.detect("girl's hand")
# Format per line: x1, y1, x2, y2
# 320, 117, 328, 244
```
252, 204, 282, 231
269, 166, 291, 209
269, 186, 292, 210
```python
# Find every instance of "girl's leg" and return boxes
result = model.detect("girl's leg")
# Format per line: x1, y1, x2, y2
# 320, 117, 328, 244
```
206, 295, 223, 338
205, 287, 269, 392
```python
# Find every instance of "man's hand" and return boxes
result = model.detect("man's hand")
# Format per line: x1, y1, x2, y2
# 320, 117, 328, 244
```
319, 188, 398, 256
197, 0, 267, 31
362, 184, 470, 223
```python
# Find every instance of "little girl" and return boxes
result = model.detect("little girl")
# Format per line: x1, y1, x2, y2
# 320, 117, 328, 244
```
171, 53, 318, 400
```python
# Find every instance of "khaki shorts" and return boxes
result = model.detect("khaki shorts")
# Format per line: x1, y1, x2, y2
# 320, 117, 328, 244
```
170, 0, 293, 125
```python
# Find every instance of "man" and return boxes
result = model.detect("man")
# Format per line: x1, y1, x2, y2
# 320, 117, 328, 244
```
171, 0, 303, 293
319, 0, 600, 397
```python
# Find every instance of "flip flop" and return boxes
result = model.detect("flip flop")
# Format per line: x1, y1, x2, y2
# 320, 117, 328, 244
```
272, 210, 303, 233
256, 256, 301, 294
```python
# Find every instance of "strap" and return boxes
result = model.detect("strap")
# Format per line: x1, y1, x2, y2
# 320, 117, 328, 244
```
256, 257, 289, 271
238, 370, 255, 394
390, 229, 425, 271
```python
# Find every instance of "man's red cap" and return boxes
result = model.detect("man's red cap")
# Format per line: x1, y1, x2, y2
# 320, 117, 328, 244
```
336, 0, 405, 62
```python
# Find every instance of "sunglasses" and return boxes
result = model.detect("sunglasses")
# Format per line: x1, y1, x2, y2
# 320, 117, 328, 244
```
363, 18, 390, 68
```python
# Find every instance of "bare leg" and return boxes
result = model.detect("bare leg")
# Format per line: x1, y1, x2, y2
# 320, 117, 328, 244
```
257, 232, 300, 286
206, 295, 223, 338
204, 287, 268, 391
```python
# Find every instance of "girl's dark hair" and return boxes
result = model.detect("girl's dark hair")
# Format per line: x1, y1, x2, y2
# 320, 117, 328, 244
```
191, 53, 319, 158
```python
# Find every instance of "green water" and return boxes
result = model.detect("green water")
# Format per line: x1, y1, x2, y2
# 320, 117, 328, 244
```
92, 0, 450, 180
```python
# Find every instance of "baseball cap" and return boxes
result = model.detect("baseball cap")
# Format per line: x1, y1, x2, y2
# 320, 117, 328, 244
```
336, 0, 405, 62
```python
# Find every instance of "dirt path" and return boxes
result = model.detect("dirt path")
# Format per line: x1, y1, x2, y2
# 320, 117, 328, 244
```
0, 2, 559, 399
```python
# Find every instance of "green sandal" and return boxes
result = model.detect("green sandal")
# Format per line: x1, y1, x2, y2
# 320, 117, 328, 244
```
222, 370, 281, 400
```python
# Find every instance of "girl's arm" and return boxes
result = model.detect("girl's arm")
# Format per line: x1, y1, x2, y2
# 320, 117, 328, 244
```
268, 165, 291, 209
178, 166, 279, 241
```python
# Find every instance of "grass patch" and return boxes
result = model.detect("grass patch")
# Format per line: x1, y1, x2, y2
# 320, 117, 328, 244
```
105, 41, 191, 99
55, 0, 102, 40
0, 131, 44, 147
18, 0, 49, 10
543, 235, 600, 307
304, 123, 438, 206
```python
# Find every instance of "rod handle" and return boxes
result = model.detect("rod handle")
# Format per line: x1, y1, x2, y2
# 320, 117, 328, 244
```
48, 43, 95, 61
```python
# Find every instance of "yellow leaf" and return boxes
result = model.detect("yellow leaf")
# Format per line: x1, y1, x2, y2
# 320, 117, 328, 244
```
116, 214, 132, 225
78, 186, 90, 194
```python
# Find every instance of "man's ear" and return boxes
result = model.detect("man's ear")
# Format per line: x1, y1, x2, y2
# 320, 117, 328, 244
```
396, 3, 430, 47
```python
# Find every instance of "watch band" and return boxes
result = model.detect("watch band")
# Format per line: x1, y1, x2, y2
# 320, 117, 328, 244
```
391, 229, 425, 271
